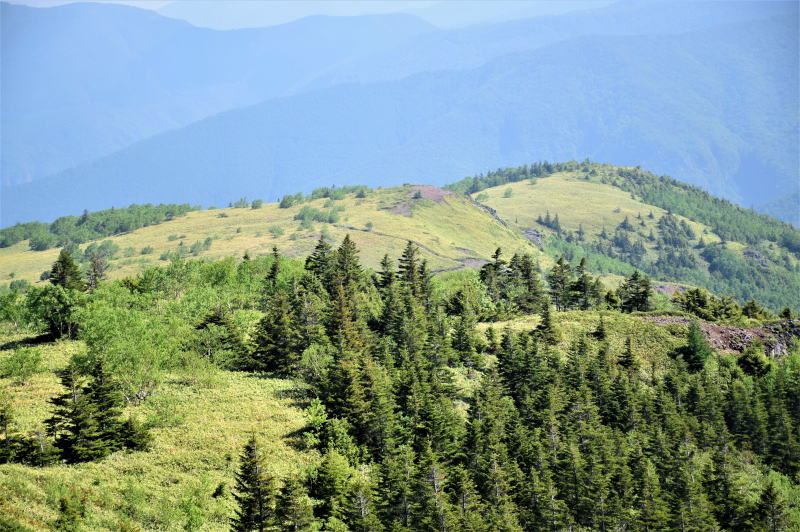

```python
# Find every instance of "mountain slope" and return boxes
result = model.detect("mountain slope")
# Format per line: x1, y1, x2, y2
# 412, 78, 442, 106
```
5, 14, 796, 225
0, 1, 434, 184
0, 185, 534, 284
461, 162, 800, 310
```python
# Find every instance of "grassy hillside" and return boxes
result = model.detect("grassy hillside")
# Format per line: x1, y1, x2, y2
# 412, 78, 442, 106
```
0, 185, 533, 287
470, 164, 800, 310
0, 329, 314, 531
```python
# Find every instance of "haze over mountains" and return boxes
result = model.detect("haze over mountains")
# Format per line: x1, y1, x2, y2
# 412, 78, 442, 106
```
2, 0, 798, 226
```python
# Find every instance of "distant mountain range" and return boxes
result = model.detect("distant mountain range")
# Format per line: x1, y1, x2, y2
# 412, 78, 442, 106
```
1, 0, 797, 226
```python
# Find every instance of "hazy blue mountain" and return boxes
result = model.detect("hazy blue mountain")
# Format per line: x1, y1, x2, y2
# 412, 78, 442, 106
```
306, 0, 797, 88
4, 14, 795, 226
157, 0, 608, 30
759, 192, 800, 228
0, 2, 435, 184
4, 0, 792, 189
158, 1, 438, 29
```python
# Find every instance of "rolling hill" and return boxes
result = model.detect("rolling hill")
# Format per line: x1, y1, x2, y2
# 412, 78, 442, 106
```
2, 163, 798, 311
4, 11, 796, 226
0, 184, 534, 285
455, 161, 800, 310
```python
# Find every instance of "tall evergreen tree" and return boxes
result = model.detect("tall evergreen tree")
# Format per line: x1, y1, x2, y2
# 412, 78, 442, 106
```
50, 248, 85, 291
251, 292, 302, 374
547, 258, 573, 311
232, 435, 277, 532
276, 477, 315, 531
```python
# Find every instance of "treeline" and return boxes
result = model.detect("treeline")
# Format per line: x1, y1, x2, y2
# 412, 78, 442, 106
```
445, 160, 585, 196
0, 203, 196, 251
279, 185, 369, 209
611, 166, 800, 252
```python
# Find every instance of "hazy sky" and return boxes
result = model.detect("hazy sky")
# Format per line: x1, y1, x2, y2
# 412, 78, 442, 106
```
7, 0, 169, 7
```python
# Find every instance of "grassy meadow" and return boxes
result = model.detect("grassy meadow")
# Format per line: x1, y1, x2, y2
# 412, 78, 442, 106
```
0, 185, 535, 287
476, 170, 724, 251
0, 327, 315, 531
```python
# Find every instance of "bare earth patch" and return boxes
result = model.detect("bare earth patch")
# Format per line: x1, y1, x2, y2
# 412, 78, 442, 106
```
389, 185, 453, 216
639, 316, 800, 356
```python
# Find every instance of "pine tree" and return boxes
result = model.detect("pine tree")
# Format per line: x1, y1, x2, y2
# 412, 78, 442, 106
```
50, 249, 85, 291
593, 315, 607, 341
45, 363, 109, 463
306, 237, 334, 290
276, 476, 315, 531
398, 241, 421, 297
232, 435, 277, 532
535, 301, 560, 346
618, 337, 639, 371
252, 291, 302, 374
547, 258, 573, 311
681, 322, 712, 372
314, 448, 353, 522
334, 235, 363, 287
752, 480, 789, 532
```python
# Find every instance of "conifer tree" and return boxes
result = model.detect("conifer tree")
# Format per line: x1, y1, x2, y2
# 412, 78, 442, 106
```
232, 435, 277, 532
334, 235, 362, 287
45, 363, 108, 463
398, 241, 421, 296
535, 301, 560, 346
752, 480, 789, 532
547, 258, 573, 311
681, 322, 712, 372
593, 315, 607, 340
276, 477, 315, 531
306, 237, 334, 291
618, 337, 639, 371
252, 291, 302, 374
50, 248, 85, 291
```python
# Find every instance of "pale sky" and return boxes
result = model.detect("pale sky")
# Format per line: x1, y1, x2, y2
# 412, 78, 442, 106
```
7, 0, 170, 8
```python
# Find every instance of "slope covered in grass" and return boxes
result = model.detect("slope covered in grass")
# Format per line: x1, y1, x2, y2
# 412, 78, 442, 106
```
0, 330, 313, 530
0, 185, 533, 288
471, 164, 800, 310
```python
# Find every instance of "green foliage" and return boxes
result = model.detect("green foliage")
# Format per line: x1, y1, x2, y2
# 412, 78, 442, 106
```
0, 347, 43, 385
2, 235, 798, 529
0, 204, 196, 250
446, 160, 578, 195
26, 284, 85, 338
294, 205, 343, 224
50, 249, 85, 292
678, 322, 714, 372
232, 435, 277, 531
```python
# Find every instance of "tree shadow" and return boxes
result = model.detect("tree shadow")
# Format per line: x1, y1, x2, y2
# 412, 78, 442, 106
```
0, 333, 53, 351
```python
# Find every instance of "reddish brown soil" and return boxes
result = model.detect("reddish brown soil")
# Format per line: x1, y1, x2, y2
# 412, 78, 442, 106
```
640, 316, 800, 357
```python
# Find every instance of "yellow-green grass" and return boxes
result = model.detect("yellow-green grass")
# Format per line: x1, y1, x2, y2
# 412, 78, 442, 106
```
0, 330, 314, 531
479, 310, 690, 370
0, 186, 535, 286
476, 171, 723, 250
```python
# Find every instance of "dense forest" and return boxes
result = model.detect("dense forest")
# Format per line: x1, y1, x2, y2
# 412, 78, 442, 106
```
1, 235, 797, 530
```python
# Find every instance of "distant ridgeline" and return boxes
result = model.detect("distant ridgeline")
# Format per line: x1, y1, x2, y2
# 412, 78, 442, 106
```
0, 204, 197, 251
448, 161, 800, 311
